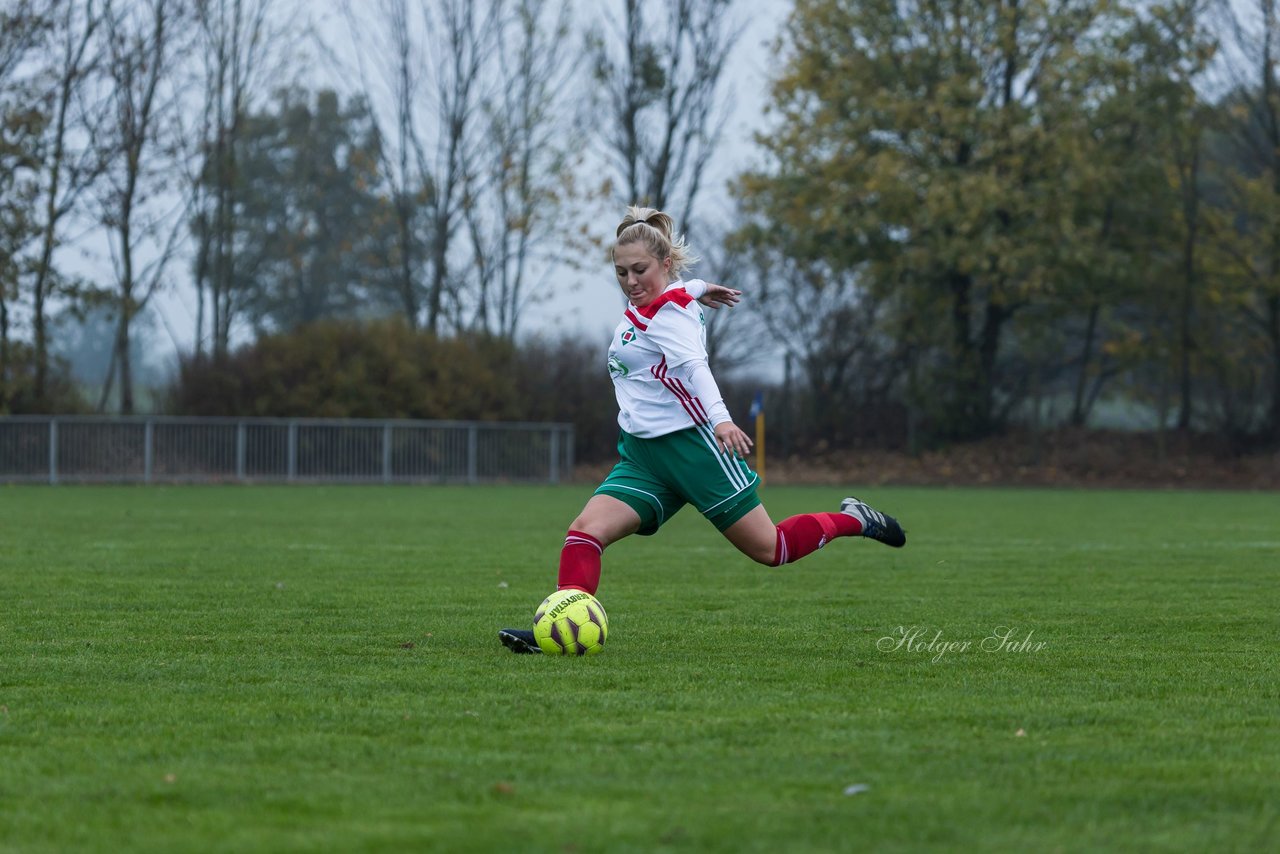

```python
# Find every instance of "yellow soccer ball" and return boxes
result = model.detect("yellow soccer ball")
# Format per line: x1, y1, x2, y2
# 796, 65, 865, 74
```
532, 589, 608, 656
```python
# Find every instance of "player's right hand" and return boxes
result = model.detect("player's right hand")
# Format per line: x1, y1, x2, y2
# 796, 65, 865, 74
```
698, 284, 742, 310
713, 421, 753, 458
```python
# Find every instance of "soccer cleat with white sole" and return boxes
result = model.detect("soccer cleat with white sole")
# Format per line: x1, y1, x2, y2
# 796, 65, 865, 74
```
498, 627, 542, 654
840, 496, 906, 548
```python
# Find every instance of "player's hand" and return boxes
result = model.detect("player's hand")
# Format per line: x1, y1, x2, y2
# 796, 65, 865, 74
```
714, 421, 754, 458
698, 283, 742, 310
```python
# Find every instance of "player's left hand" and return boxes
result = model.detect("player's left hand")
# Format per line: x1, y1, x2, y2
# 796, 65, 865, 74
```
714, 421, 754, 459
698, 283, 742, 310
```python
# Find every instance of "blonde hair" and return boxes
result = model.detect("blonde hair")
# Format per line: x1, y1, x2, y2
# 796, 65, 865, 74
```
612, 205, 699, 277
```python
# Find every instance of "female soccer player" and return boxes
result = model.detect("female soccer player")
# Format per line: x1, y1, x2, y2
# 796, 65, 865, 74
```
499, 207, 905, 653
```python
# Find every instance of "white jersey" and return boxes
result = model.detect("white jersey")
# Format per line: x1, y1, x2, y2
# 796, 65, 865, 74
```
606, 280, 730, 438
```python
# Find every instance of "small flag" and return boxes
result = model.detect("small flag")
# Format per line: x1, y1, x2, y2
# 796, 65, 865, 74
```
749, 391, 766, 486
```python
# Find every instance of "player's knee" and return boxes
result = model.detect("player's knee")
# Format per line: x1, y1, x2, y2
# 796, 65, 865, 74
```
568, 520, 608, 545
741, 539, 777, 566
568, 512, 628, 545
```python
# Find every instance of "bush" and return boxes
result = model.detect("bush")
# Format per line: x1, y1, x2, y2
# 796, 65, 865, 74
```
0, 342, 89, 414
168, 320, 622, 461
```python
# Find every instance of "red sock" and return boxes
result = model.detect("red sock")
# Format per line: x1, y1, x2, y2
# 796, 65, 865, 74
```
772, 513, 861, 566
557, 530, 604, 595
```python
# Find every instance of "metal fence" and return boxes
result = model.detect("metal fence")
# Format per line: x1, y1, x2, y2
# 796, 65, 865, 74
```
0, 416, 574, 484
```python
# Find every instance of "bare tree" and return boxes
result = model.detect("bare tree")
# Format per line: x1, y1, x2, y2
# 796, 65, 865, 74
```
462, 0, 580, 339
28, 0, 108, 404
336, 0, 430, 326
189, 0, 282, 359
587, 0, 742, 234
422, 0, 498, 333
694, 211, 766, 371
94, 0, 189, 413
333, 0, 498, 334
732, 233, 901, 449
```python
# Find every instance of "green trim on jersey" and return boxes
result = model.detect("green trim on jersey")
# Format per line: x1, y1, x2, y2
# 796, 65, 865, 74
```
594, 428, 760, 535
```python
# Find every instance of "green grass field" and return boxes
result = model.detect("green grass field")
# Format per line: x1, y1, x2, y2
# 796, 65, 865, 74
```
1, 484, 1277, 852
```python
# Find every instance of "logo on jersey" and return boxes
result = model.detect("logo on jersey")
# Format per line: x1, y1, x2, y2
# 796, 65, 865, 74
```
620, 326, 636, 345
608, 355, 629, 377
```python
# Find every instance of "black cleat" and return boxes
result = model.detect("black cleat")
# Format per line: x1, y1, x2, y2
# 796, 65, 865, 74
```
499, 628, 542, 654
840, 496, 906, 548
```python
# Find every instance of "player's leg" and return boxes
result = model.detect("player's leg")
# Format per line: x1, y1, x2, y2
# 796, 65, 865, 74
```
657, 424, 906, 562
501, 436, 681, 654
558, 494, 642, 594
722, 497, 906, 567
719, 504, 782, 564
499, 495, 641, 654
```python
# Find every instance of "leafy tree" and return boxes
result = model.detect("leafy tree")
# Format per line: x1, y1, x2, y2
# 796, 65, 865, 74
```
737, 0, 1155, 440
0, 0, 55, 411
220, 88, 394, 333
1039, 1, 1221, 435
1207, 0, 1280, 436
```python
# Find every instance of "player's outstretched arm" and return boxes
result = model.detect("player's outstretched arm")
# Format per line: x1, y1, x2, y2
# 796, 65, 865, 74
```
698, 283, 742, 310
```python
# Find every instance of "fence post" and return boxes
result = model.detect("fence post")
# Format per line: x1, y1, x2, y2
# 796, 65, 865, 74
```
566, 425, 574, 479
549, 426, 559, 484
236, 421, 246, 481
382, 422, 392, 484
467, 424, 478, 484
144, 419, 154, 483
48, 418, 58, 485
287, 420, 298, 482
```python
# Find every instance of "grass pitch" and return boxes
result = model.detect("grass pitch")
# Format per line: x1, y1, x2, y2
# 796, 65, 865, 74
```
1, 484, 1277, 852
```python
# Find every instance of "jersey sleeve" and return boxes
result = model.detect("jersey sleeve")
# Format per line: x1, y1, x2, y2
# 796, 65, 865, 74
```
668, 358, 732, 427
644, 302, 707, 368
682, 278, 707, 299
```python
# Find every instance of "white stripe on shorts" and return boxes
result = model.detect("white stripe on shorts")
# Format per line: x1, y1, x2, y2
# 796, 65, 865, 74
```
695, 422, 749, 491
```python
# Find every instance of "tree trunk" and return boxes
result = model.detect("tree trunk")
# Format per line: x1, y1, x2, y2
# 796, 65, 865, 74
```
977, 299, 1009, 435
33, 159, 61, 406
0, 292, 9, 413
119, 203, 136, 414
117, 310, 134, 414
33, 267, 48, 405
1269, 293, 1280, 433
96, 338, 117, 413
397, 196, 417, 324
1176, 145, 1200, 431
428, 224, 448, 333
1071, 301, 1100, 426
622, 0, 642, 204
194, 227, 207, 361
948, 269, 978, 435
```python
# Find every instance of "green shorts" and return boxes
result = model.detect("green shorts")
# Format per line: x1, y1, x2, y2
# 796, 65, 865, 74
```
594, 427, 761, 535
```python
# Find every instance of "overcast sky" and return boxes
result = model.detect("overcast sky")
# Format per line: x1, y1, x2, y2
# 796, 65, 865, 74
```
513, 0, 793, 341
136, 0, 796, 362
